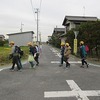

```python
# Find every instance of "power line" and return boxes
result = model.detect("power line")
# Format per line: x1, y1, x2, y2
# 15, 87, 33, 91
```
39, 0, 42, 12
30, 0, 37, 22
30, 0, 43, 42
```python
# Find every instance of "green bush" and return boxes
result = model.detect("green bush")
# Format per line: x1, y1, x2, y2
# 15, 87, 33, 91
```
0, 40, 5, 46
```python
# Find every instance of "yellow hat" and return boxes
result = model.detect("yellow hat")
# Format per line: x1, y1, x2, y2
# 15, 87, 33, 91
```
66, 43, 69, 46
9, 41, 14, 45
80, 41, 84, 45
33, 42, 37, 46
27, 42, 32, 46
61, 42, 65, 46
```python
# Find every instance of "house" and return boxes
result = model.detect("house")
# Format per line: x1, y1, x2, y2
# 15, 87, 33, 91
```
53, 28, 65, 35
0, 35, 5, 41
48, 36, 52, 41
62, 15, 98, 31
52, 28, 66, 43
7, 31, 34, 46
62, 15, 98, 54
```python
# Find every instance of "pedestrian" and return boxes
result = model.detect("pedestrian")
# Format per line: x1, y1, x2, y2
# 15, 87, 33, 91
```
59, 42, 65, 67
39, 43, 42, 57
27, 42, 36, 68
15, 46, 23, 69
34, 43, 39, 66
64, 43, 71, 68
9, 41, 21, 71
79, 41, 89, 68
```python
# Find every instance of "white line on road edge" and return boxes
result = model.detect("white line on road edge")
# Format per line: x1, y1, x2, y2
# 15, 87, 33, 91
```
0, 67, 10, 71
0, 61, 27, 72
44, 80, 100, 100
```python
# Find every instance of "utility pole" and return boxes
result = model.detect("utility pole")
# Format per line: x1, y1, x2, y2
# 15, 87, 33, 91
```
20, 22, 24, 32
39, 33, 41, 43
35, 8, 39, 42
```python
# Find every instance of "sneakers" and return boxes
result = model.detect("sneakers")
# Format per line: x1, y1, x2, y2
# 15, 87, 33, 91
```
9, 68, 14, 71
80, 65, 84, 68
32, 65, 36, 69
80, 64, 89, 68
87, 64, 89, 68
59, 64, 63, 67
17, 69, 22, 72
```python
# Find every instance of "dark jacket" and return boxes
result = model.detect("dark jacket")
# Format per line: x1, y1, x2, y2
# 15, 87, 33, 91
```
29, 46, 37, 56
61, 46, 65, 56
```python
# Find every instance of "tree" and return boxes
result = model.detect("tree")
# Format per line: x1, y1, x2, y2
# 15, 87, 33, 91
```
78, 21, 100, 58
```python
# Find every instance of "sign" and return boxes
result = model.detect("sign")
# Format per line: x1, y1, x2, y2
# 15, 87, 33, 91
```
74, 39, 77, 54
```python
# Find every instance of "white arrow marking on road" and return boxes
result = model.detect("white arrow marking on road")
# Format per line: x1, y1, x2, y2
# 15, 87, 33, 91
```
44, 80, 100, 100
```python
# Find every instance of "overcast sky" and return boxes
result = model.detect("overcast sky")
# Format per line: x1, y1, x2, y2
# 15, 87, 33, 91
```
0, 0, 100, 42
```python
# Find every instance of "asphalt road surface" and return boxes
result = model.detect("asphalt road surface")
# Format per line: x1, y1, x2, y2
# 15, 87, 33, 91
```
0, 44, 100, 100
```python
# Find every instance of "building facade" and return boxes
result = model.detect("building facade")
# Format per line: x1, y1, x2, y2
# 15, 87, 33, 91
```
0, 35, 5, 41
7, 31, 34, 46
52, 28, 66, 43
62, 15, 98, 31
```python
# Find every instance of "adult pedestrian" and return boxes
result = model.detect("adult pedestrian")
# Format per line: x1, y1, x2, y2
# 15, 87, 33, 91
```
64, 43, 71, 68
79, 41, 89, 68
9, 41, 21, 71
59, 42, 65, 67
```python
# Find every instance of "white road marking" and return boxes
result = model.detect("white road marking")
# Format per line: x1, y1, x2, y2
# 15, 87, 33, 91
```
0, 67, 10, 71
51, 61, 81, 64
51, 61, 100, 67
89, 63, 100, 67
44, 80, 100, 100
0, 61, 27, 72
50, 48, 61, 57
50, 47, 100, 67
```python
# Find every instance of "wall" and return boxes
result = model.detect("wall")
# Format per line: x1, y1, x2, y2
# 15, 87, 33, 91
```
9, 32, 33, 46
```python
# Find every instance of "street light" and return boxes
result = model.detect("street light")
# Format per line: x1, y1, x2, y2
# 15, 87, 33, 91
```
73, 31, 79, 55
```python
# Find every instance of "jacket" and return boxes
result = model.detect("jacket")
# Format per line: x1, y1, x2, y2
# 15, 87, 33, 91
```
64, 46, 71, 58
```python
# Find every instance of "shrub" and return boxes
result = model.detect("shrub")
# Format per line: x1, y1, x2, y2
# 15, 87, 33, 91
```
0, 40, 5, 46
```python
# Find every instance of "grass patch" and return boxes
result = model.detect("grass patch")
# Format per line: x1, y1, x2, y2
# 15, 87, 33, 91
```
0, 46, 29, 66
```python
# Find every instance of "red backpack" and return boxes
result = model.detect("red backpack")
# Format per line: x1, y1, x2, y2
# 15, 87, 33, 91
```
85, 45, 89, 52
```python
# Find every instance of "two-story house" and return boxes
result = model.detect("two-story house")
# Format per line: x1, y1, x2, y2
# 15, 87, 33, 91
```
0, 35, 5, 41
62, 15, 98, 31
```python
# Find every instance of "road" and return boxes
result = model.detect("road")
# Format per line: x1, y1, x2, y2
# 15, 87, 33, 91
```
0, 44, 100, 100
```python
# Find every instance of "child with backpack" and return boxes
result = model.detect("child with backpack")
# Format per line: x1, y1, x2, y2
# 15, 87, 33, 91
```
9, 41, 21, 71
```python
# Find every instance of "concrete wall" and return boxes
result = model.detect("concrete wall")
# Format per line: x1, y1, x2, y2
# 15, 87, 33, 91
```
9, 32, 33, 46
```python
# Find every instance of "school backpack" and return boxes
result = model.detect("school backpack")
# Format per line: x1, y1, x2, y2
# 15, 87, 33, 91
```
15, 46, 24, 56
85, 45, 89, 52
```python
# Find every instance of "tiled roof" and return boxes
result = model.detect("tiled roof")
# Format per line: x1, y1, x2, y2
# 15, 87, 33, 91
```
62, 15, 98, 25
54, 28, 65, 32
65, 16, 98, 21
